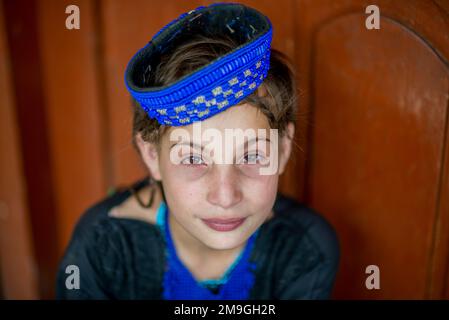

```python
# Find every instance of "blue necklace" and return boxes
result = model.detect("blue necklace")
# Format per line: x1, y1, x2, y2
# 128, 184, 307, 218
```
156, 202, 259, 300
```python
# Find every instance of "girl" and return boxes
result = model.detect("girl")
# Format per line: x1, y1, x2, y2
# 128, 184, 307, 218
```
56, 3, 339, 300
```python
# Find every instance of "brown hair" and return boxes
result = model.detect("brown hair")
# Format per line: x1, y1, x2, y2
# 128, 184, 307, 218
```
131, 34, 298, 151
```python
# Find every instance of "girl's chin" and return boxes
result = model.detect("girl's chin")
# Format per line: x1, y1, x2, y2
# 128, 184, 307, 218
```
199, 233, 249, 251
202, 241, 244, 251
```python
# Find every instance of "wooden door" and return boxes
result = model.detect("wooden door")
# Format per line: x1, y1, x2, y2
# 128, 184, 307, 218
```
293, 0, 449, 299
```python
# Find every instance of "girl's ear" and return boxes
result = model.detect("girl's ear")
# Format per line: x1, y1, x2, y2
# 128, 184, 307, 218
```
278, 122, 295, 175
135, 133, 162, 181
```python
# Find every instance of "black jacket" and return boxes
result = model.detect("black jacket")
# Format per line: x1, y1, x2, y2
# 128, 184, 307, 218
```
56, 178, 340, 299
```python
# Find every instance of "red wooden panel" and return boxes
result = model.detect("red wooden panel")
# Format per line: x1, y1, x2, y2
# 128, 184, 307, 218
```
36, 0, 107, 254
308, 13, 449, 298
432, 97, 449, 299
0, 1, 39, 299
3, 0, 59, 299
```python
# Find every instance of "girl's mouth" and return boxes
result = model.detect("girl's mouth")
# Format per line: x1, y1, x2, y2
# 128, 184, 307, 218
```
201, 217, 246, 232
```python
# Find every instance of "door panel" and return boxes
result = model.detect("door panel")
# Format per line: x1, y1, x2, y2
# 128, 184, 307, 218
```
306, 13, 449, 299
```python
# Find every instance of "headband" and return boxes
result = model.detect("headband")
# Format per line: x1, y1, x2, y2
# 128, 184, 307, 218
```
125, 3, 273, 126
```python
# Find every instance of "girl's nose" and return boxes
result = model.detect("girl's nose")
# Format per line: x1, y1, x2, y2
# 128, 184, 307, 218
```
206, 165, 243, 210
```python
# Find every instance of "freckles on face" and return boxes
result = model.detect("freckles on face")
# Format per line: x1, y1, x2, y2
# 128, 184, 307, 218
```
241, 173, 278, 206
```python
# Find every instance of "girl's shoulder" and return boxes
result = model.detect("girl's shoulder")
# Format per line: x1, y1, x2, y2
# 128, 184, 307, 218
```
76, 176, 157, 227
267, 193, 340, 265
56, 178, 165, 299
252, 194, 340, 299
271, 193, 339, 247
67, 177, 165, 259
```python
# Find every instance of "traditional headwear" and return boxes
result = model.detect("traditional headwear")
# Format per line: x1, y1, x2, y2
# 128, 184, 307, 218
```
125, 3, 273, 126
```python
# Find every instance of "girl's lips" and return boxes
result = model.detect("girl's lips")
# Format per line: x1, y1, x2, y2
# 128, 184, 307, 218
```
201, 217, 246, 232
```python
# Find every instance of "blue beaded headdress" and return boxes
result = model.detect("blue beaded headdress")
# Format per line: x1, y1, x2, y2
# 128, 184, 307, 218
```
125, 3, 273, 126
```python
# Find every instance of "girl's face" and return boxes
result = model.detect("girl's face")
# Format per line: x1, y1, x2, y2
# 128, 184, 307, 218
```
139, 103, 294, 250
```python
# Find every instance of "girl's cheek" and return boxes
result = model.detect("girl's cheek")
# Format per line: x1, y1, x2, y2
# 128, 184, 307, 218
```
237, 165, 264, 178
171, 164, 209, 181
243, 168, 278, 189
237, 161, 277, 179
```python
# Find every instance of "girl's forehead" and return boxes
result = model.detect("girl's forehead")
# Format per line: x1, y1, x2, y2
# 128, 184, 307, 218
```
164, 103, 271, 138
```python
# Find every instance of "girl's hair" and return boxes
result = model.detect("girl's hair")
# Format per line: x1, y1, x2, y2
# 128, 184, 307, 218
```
131, 33, 298, 150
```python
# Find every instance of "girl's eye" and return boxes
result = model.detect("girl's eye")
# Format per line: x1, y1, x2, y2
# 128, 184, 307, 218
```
242, 153, 265, 164
181, 154, 205, 166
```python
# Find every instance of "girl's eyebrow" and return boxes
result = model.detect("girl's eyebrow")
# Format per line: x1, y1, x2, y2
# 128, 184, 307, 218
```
169, 137, 271, 150
169, 141, 203, 150
238, 137, 271, 150
245, 137, 271, 146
